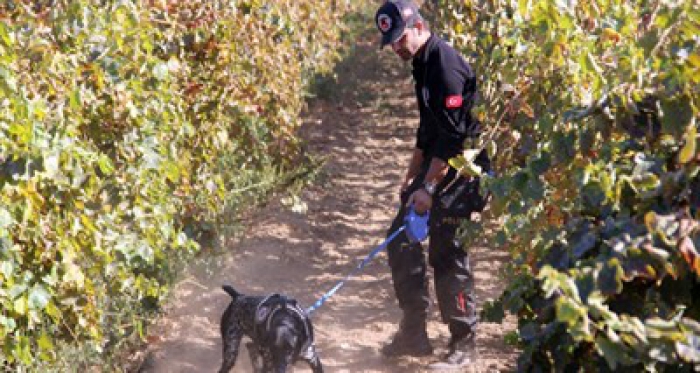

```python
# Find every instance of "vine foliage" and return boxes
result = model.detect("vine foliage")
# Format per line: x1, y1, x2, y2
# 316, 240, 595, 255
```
0, 0, 364, 367
434, 0, 700, 370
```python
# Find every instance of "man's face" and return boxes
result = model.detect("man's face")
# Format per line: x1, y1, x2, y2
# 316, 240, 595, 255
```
390, 27, 417, 61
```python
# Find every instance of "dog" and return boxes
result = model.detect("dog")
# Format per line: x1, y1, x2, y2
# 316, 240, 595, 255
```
219, 285, 323, 373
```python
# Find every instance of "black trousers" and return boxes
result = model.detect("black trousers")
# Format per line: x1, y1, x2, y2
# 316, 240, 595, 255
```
385, 172, 478, 339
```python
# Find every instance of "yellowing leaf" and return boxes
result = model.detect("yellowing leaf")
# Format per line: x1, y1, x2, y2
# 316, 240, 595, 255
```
97, 155, 115, 175
602, 28, 621, 43
45, 302, 61, 321
63, 262, 85, 288
688, 53, 700, 68
448, 155, 466, 170
80, 214, 97, 233
679, 125, 697, 164
14, 296, 27, 316
520, 101, 535, 118
518, 0, 532, 19
644, 211, 656, 232
69, 89, 81, 111
37, 333, 54, 359
0, 23, 11, 46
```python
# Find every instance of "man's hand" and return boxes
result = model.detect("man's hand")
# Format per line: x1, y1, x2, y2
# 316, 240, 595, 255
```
406, 188, 432, 215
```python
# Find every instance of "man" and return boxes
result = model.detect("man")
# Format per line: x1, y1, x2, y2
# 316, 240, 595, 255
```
374, 0, 490, 369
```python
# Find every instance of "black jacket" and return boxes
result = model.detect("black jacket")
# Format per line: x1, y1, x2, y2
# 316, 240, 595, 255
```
412, 34, 487, 169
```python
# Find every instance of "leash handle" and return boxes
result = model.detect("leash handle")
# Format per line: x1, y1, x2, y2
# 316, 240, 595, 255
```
305, 225, 406, 315
404, 206, 429, 243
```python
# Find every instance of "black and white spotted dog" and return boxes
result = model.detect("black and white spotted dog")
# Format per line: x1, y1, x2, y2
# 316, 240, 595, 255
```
219, 285, 323, 373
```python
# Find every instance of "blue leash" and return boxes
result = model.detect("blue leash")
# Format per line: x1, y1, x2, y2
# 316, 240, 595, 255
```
305, 226, 405, 315
305, 207, 429, 315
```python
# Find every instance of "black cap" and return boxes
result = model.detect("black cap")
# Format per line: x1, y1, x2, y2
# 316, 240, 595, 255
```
375, 0, 421, 49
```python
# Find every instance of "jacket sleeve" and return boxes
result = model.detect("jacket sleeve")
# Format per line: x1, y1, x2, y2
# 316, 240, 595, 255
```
416, 105, 437, 151
431, 56, 476, 162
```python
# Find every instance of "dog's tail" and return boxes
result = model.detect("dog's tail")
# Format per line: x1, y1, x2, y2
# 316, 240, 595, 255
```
222, 284, 241, 299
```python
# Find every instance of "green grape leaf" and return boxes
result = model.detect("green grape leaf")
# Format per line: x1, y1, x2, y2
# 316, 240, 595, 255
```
530, 151, 551, 175
28, 285, 51, 311
0, 22, 12, 46
572, 231, 597, 259
598, 258, 623, 296
596, 335, 636, 370
660, 94, 693, 138
0, 208, 13, 229
555, 297, 585, 328
37, 333, 54, 352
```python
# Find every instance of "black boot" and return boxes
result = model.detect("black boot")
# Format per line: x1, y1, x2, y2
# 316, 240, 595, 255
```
428, 334, 477, 370
381, 318, 433, 357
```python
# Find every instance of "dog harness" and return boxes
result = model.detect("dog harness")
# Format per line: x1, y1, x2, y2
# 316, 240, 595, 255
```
253, 294, 313, 356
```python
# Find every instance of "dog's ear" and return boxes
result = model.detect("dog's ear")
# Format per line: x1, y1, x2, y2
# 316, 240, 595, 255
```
222, 285, 241, 299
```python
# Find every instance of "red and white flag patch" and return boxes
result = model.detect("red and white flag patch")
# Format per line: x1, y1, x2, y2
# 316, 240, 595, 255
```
445, 95, 463, 109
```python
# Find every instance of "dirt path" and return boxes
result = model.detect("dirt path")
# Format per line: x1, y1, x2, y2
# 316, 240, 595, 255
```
135, 27, 517, 373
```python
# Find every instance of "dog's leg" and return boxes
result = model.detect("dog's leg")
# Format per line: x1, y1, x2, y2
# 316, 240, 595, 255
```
245, 342, 264, 373
219, 327, 243, 373
270, 356, 291, 373
308, 354, 323, 373
262, 356, 277, 373
303, 344, 324, 373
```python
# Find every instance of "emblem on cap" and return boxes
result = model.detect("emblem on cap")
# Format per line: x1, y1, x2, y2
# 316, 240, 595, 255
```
378, 14, 392, 33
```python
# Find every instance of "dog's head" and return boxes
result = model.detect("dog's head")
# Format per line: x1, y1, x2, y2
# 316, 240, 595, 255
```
260, 296, 314, 359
